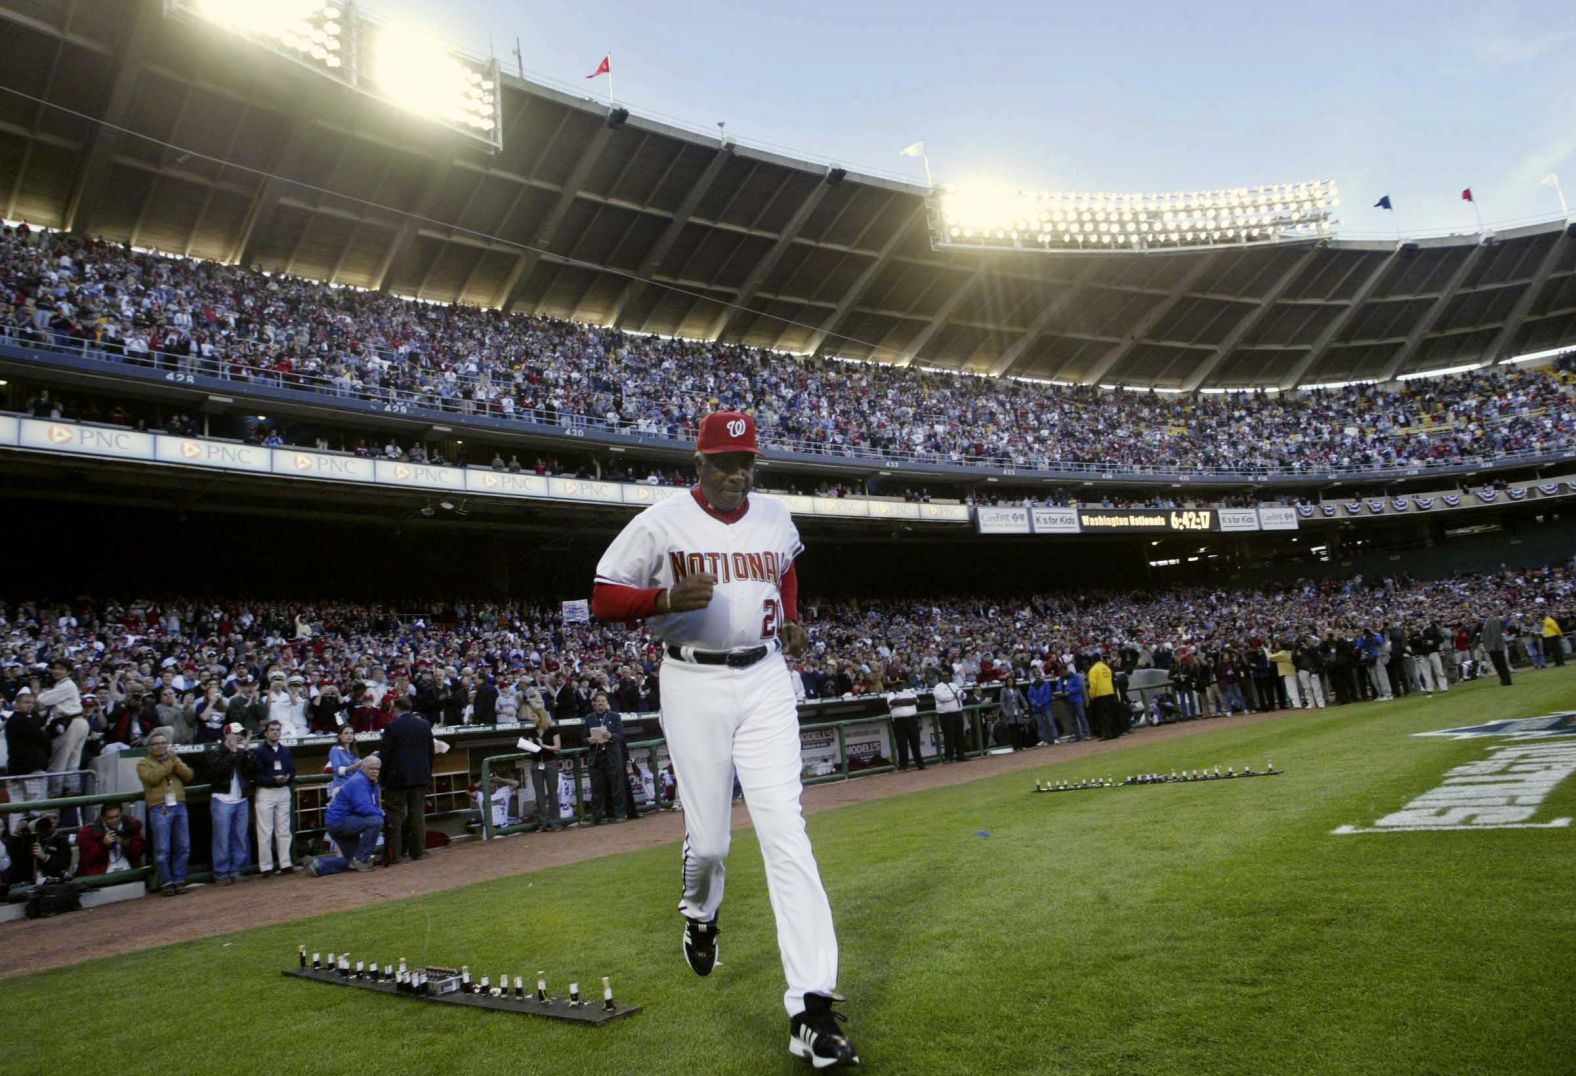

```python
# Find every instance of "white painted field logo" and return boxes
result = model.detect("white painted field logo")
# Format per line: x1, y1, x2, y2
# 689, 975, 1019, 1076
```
1333, 714, 1576, 835
726, 418, 746, 438
1411, 712, 1576, 741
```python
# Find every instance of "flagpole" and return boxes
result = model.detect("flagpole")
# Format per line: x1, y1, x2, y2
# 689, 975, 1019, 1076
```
921, 152, 933, 189
607, 51, 614, 109
1551, 174, 1571, 219
1470, 197, 1484, 234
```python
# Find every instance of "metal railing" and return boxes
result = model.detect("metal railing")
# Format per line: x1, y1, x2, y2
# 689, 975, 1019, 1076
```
0, 772, 330, 899
478, 708, 994, 839
5, 326, 1572, 483
479, 738, 672, 840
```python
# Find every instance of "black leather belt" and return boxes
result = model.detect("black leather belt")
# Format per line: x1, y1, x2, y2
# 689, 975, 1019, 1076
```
666, 643, 771, 668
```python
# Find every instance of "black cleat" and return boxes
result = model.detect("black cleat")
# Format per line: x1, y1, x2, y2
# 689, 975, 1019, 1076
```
789, 992, 860, 1069
682, 914, 719, 976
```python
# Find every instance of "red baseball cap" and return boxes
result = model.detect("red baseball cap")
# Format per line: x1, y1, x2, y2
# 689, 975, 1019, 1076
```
696, 411, 758, 455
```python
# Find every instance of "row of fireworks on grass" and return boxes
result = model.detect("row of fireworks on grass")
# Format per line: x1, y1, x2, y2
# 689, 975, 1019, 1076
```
1033, 763, 1279, 792
297, 945, 615, 1008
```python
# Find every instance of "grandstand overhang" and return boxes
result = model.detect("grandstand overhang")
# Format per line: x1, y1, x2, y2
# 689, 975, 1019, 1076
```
1, 0, 1574, 389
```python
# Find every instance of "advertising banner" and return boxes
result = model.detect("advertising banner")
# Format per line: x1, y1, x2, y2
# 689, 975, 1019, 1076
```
1256, 506, 1299, 530
548, 477, 624, 503
375, 459, 465, 491
157, 437, 271, 473
1217, 508, 1261, 533
275, 448, 375, 483
1030, 507, 1081, 534
466, 469, 549, 498
20, 418, 154, 461
976, 506, 1031, 534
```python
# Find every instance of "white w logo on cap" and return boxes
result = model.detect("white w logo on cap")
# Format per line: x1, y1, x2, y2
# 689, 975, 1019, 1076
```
726, 419, 746, 437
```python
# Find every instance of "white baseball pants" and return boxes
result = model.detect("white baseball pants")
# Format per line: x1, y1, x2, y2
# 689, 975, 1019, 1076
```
659, 652, 838, 1016
1280, 675, 1302, 709
1296, 669, 1327, 708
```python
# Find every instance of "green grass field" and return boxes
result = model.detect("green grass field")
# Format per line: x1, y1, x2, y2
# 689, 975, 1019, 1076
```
5, 669, 1575, 1075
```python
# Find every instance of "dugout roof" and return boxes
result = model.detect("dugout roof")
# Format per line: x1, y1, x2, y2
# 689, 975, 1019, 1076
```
3, 0, 1575, 390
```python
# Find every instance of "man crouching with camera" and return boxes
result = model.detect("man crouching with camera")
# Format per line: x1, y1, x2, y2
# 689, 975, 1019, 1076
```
77, 802, 147, 878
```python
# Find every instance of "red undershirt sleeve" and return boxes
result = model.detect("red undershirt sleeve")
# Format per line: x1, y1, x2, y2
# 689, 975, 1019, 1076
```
781, 562, 800, 623
591, 582, 665, 622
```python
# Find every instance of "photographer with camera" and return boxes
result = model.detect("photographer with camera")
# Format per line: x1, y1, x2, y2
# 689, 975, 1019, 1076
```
3, 813, 72, 886
205, 722, 256, 886
77, 801, 146, 877
309, 681, 349, 734
136, 730, 194, 896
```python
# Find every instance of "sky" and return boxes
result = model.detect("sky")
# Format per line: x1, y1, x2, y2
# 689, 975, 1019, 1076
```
368, 0, 1576, 238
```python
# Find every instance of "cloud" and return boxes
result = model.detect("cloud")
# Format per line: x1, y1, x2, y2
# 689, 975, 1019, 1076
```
1471, 30, 1574, 68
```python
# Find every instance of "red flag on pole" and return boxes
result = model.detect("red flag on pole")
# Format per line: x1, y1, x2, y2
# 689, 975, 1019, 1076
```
587, 55, 610, 78
1461, 188, 1474, 202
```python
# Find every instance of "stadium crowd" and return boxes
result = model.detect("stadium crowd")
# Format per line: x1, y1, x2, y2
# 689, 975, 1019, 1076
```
4, 224, 1575, 476
1, 559, 1571, 896
0, 560, 1567, 755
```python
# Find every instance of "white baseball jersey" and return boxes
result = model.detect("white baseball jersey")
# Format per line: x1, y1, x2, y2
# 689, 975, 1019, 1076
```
593, 487, 840, 1016
594, 491, 802, 650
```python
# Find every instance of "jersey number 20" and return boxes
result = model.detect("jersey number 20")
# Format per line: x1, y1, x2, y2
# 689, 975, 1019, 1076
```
760, 598, 781, 640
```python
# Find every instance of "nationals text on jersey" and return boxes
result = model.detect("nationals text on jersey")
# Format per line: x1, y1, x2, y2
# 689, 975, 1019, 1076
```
669, 550, 791, 585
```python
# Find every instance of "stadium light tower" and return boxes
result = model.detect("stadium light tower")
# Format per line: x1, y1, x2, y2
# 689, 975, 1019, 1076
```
365, 19, 500, 139
165, 1, 502, 152
929, 180, 1339, 254
177, 0, 348, 73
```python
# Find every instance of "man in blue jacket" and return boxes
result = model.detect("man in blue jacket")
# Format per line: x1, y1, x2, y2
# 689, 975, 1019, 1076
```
307, 755, 384, 875
1055, 666, 1091, 740
1026, 672, 1056, 746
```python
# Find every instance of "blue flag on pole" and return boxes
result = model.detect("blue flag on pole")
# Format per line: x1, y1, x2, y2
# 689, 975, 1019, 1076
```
1374, 195, 1393, 210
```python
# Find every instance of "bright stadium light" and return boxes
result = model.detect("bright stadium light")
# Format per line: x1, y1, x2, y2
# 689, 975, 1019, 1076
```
931, 179, 1341, 254
171, 0, 346, 74
165, 1, 503, 152
366, 21, 499, 137
360, 17, 501, 145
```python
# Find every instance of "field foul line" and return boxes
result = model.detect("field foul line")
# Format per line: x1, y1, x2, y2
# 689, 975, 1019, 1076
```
1330, 819, 1572, 835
